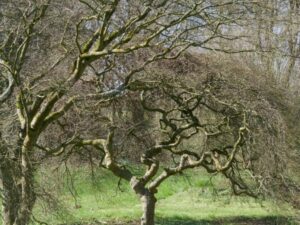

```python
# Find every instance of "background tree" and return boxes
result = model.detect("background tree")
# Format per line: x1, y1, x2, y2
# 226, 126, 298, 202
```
216, 0, 300, 91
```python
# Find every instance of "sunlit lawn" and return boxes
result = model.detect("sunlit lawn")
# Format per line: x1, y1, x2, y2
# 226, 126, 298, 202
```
32, 166, 298, 225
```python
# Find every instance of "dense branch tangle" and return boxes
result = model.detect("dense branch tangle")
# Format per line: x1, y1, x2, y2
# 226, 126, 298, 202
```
20, 0, 249, 167
22, 0, 232, 139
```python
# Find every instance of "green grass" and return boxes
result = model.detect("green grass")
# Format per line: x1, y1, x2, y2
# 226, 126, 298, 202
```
32, 166, 298, 225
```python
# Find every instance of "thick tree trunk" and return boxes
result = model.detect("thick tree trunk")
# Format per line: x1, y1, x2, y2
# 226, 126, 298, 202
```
0, 161, 36, 225
0, 145, 36, 225
130, 176, 157, 225
13, 170, 36, 225
12, 142, 36, 225
0, 162, 20, 225
140, 191, 156, 225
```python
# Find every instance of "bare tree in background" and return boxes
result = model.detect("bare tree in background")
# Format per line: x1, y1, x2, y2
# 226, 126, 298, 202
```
221, 0, 300, 90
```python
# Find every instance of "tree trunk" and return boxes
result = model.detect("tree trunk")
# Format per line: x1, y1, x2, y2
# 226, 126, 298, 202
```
0, 146, 36, 225
140, 191, 156, 225
0, 161, 21, 225
12, 142, 36, 225
13, 171, 36, 225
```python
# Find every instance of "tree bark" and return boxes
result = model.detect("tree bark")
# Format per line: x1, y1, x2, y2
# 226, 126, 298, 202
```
14, 168, 36, 225
0, 159, 36, 225
0, 161, 20, 225
130, 177, 157, 225
0, 139, 36, 225
12, 137, 37, 225
140, 190, 156, 225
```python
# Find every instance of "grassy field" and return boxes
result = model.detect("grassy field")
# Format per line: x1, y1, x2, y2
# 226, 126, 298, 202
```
32, 166, 299, 225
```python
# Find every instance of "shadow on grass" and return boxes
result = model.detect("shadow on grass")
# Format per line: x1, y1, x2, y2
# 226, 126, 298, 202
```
68, 216, 296, 225
156, 216, 294, 225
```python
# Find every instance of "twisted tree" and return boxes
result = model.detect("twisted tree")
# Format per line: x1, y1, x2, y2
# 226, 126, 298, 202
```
73, 55, 289, 225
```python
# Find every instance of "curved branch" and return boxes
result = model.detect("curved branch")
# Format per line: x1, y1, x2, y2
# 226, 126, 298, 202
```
0, 60, 14, 103
0, 73, 14, 103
